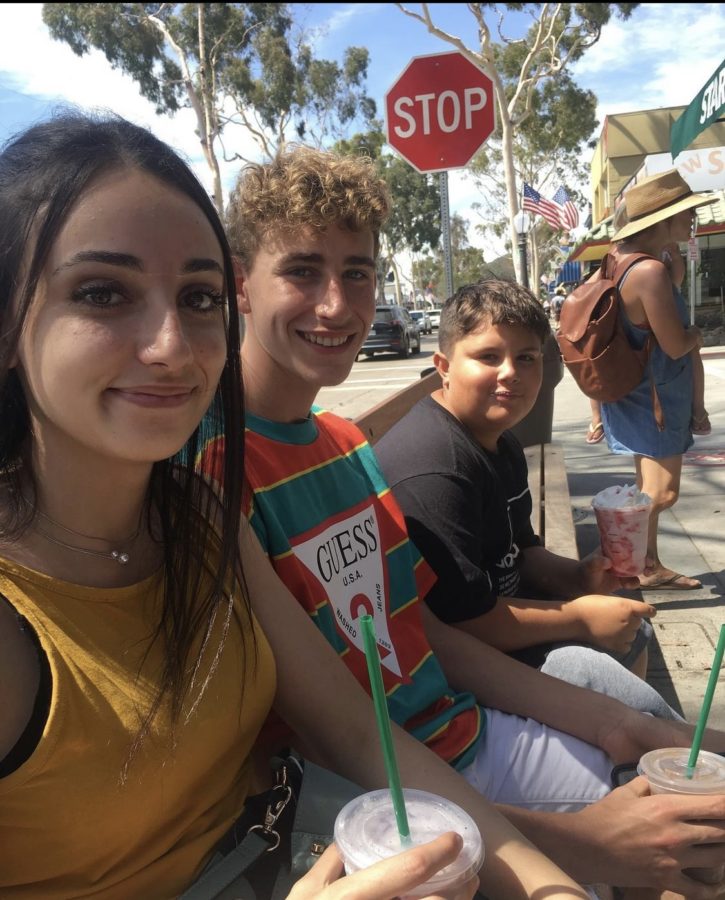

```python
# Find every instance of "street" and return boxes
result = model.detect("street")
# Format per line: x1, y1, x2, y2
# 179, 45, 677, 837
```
316, 333, 439, 419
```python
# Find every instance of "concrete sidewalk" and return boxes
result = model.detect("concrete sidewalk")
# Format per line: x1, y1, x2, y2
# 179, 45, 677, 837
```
551, 345, 725, 728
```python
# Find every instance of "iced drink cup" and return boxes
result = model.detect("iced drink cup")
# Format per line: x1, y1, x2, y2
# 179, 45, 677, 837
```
591, 484, 651, 577
333, 788, 483, 898
638, 748, 725, 884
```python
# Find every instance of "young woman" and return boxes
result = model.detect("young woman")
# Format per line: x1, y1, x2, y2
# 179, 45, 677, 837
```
0, 112, 590, 900
602, 168, 717, 591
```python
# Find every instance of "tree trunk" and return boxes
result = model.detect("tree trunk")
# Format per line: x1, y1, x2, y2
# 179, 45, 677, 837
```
148, 6, 224, 213
530, 232, 540, 295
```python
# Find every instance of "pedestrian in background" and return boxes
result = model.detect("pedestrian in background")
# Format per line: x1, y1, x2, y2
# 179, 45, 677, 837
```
600, 169, 717, 591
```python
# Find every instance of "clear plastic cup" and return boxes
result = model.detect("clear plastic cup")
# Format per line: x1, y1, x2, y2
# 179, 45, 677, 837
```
333, 788, 483, 898
592, 503, 650, 577
638, 748, 725, 884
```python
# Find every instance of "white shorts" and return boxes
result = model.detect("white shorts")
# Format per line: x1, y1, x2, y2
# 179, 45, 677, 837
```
461, 707, 613, 811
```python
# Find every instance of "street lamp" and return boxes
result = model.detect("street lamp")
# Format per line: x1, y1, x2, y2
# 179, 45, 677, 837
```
513, 210, 531, 290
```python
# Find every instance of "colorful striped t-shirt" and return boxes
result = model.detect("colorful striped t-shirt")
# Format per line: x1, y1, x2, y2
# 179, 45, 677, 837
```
201, 407, 483, 770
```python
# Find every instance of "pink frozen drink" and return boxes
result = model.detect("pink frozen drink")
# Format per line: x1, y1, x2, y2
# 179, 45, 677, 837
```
333, 788, 483, 898
592, 484, 651, 577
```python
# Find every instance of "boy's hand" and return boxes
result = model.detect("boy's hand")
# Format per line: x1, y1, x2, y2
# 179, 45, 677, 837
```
571, 594, 655, 654
596, 706, 725, 766
578, 552, 641, 593
568, 777, 725, 894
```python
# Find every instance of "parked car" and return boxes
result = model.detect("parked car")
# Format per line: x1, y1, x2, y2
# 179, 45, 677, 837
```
410, 310, 433, 335
360, 305, 421, 359
428, 310, 441, 329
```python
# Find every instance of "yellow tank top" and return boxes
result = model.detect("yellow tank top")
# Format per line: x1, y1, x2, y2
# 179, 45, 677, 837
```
0, 555, 276, 899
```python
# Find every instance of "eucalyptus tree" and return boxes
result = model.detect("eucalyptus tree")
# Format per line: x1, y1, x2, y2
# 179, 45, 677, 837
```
470, 70, 598, 288
43, 3, 375, 212
396, 2, 637, 280
335, 129, 441, 303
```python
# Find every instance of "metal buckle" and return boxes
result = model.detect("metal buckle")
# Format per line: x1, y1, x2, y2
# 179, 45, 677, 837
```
247, 763, 293, 853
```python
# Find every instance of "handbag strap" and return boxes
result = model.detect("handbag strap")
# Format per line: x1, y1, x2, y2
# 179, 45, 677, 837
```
180, 756, 299, 900
180, 831, 270, 900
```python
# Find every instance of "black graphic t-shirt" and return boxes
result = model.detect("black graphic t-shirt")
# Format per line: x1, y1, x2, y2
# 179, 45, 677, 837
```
377, 396, 541, 625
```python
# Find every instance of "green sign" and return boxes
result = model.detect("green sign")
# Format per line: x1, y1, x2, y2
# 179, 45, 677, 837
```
671, 57, 725, 159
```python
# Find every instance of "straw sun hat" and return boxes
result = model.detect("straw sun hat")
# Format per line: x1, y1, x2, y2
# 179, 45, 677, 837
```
611, 168, 718, 241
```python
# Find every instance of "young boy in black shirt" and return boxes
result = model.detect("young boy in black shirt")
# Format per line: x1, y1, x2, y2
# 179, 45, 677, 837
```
377, 280, 657, 682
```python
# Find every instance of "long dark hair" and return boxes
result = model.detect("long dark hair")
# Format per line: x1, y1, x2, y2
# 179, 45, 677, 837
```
0, 110, 247, 738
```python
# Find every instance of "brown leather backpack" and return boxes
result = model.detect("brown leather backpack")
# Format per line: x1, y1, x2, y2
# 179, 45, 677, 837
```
556, 252, 664, 429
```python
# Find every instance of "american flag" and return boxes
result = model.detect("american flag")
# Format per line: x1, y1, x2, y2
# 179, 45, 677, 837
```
522, 183, 563, 230
551, 186, 579, 230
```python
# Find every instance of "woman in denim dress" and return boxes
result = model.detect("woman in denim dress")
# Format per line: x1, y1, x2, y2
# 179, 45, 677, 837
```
601, 169, 718, 591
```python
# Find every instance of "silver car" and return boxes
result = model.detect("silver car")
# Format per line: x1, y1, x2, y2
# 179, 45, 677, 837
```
410, 310, 433, 335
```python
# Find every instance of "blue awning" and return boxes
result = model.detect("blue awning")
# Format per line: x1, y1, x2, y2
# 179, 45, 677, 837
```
556, 261, 582, 285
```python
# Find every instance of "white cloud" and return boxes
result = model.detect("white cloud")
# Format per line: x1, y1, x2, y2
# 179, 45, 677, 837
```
574, 4, 725, 115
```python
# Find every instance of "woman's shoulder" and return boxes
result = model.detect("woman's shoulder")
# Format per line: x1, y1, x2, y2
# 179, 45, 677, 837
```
613, 250, 671, 299
610, 248, 665, 276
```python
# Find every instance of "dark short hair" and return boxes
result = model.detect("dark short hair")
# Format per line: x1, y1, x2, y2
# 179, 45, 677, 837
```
438, 280, 551, 354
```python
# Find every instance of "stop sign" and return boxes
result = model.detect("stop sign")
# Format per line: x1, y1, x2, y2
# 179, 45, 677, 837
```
385, 51, 495, 173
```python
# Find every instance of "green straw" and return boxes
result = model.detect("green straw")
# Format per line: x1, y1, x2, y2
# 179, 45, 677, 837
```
687, 624, 725, 778
360, 614, 411, 845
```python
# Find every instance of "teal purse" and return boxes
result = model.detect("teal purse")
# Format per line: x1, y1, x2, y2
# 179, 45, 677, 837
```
180, 751, 363, 900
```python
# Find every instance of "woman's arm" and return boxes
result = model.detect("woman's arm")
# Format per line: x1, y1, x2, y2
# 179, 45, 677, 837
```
622, 260, 701, 359
239, 525, 589, 900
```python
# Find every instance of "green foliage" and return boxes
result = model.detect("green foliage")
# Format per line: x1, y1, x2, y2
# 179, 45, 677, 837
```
401, 0, 638, 272
42, 3, 184, 113
334, 130, 441, 256
411, 213, 505, 298
42, 3, 376, 155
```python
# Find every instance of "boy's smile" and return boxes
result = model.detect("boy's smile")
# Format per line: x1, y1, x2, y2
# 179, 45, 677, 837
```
434, 322, 543, 450
237, 224, 376, 421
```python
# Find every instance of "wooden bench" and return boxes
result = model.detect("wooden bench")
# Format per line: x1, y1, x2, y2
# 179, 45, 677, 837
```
353, 370, 578, 559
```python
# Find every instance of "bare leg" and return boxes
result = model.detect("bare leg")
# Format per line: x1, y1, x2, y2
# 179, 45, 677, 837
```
634, 454, 701, 589
586, 399, 605, 443
690, 348, 710, 434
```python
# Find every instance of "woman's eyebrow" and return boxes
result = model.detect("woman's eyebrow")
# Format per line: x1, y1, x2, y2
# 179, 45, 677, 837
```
52, 250, 142, 275
51, 250, 224, 276
182, 258, 224, 275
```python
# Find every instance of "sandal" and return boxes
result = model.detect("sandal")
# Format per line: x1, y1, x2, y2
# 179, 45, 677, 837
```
638, 571, 702, 591
585, 421, 605, 444
691, 412, 712, 436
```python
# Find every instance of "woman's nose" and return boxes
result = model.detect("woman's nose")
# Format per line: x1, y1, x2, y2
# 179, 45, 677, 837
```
138, 305, 194, 369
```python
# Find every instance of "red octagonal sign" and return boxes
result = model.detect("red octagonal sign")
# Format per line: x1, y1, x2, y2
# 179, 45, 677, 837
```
385, 51, 495, 174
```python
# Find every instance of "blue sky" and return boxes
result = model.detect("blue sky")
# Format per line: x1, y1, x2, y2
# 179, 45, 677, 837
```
1, 3, 723, 258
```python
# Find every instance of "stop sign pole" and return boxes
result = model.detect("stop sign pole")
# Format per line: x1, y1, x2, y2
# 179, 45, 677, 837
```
439, 171, 454, 301
385, 52, 495, 302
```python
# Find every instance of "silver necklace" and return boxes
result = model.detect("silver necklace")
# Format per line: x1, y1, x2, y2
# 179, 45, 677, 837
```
33, 508, 143, 566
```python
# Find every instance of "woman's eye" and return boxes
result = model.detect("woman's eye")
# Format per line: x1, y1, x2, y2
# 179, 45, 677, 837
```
71, 283, 124, 307
184, 289, 224, 312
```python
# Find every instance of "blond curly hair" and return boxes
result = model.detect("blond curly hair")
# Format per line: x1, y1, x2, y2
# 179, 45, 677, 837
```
226, 144, 391, 266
